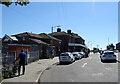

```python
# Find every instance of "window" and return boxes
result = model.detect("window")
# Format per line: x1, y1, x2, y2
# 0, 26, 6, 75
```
104, 52, 114, 54
60, 54, 69, 56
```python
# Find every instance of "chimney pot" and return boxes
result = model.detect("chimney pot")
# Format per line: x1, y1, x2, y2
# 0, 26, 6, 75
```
67, 30, 71, 34
57, 28, 61, 32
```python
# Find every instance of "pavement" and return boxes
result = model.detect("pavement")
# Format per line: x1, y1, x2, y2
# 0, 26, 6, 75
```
1, 57, 59, 83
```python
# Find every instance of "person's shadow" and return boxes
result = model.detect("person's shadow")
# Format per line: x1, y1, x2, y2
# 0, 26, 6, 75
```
117, 60, 120, 63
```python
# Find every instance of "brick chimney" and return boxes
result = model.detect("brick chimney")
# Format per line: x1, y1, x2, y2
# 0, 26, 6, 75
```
57, 28, 61, 32
67, 30, 71, 34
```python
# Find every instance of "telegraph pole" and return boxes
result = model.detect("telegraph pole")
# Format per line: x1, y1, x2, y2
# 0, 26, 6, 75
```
87, 42, 89, 48
97, 44, 99, 49
108, 37, 110, 45
90, 41, 92, 50
51, 25, 61, 56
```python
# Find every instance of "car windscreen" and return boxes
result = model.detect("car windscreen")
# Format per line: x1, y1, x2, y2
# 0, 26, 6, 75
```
60, 54, 69, 56
73, 54, 77, 56
79, 53, 83, 55
104, 52, 114, 54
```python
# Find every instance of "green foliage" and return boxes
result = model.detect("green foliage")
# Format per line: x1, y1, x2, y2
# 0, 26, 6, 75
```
2, 2, 13, 7
2, 70, 15, 79
107, 44, 115, 50
1, 0, 29, 7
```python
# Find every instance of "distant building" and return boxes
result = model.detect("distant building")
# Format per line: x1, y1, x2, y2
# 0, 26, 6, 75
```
2, 34, 32, 56
12, 32, 49, 58
39, 33, 61, 55
49, 28, 87, 53
2, 34, 34, 75
67, 29, 86, 52
116, 42, 120, 52
13, 32, 61, 58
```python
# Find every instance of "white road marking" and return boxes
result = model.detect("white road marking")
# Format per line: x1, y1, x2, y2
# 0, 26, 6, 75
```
105, 67, 114, 71
82, 63, 87, 68
92, 73, 104, 76
71, 80, 74, 82
89, 57, 92, 59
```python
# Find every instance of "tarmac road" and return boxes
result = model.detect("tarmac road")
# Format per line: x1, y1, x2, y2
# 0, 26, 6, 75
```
40, 53, 118, 82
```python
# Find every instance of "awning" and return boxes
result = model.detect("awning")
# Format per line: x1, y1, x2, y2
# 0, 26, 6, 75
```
8, 44, 32, 46
68, 43, 88, 48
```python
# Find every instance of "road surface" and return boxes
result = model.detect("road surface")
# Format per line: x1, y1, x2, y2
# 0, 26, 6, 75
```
40, 53, 118, 82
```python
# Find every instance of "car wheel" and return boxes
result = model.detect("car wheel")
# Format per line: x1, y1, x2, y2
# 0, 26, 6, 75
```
70, 59, 73, 63
113, 60, 117, 63
60, 61, 62, 64
101, 59, 104, 62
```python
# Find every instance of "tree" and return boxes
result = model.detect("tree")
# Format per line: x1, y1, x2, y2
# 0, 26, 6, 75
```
93, 47, 97, 53
0, 0, 29, 7
107, 44, 115, 50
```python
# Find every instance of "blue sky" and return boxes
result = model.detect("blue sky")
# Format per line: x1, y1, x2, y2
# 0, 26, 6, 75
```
2, 2, 118, 49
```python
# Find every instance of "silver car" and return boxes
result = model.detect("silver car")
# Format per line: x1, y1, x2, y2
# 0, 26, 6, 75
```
79, 52, 85, 58
100, 51, 117, 62
72, 52, 82, 60
59, 52, 75, 63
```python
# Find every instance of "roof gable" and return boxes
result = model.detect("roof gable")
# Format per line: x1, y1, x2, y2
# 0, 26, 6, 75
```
2, 34, 18, 42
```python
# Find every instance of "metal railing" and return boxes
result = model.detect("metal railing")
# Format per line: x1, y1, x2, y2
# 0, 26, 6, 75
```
1, 50, 39, 79
27, 50, 39, 63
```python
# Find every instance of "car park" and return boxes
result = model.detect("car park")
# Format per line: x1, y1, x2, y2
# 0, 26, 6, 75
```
100, 50, 117, 62
72, 52, 82, 60
59, 52, 75, 63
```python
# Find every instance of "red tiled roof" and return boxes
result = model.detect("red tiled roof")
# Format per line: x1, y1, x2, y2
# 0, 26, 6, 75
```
49, 32, 73, 37
13, 32, 42, 38
39, 33, 61, 41
13, 32, 61, 42
29, 38, 49, 45
71, 33, 84, 40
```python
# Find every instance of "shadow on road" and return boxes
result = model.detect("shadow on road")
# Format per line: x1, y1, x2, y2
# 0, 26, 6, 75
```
56, 62, 73, 65
117, 60, 120, 63
55, 58, 84, 66
101, 60, 117, 63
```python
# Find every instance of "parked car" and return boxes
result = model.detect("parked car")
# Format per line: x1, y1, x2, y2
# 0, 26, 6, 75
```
100, 50, 104, 55
100, 51, 117, 62
72, 52, 82, 60
82, 51, 89, 58
59, 52, 75, 63
79, 52, 85, 58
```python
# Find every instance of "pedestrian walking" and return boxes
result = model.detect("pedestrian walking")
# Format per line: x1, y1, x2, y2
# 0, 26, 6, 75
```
15, 50, 26, 76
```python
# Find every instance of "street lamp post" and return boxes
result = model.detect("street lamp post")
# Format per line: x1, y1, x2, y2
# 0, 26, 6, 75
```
90, 41, 92, 50
97, 44, 99, 49
51, 26, 61, 56
51, 25, 61, 33
51, 26, 60, 46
